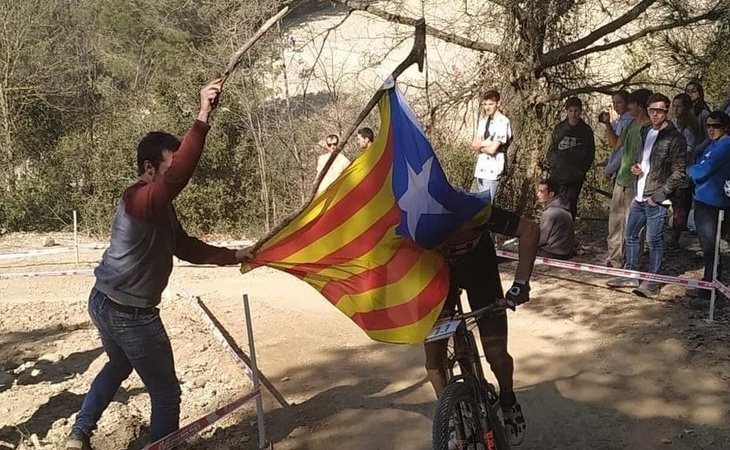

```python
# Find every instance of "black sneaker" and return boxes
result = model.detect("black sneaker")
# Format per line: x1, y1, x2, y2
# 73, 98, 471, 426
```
501, 401, 526, 446
633, 280, 662, 298
65, 428, 91, 450
606, 277, 640, 288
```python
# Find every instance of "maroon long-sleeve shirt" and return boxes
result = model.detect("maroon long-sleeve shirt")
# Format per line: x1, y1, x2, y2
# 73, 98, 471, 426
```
94, 120, 237, 307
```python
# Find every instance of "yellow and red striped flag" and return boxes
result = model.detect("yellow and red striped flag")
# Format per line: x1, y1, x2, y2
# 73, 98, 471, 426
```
242, 87, 491, 343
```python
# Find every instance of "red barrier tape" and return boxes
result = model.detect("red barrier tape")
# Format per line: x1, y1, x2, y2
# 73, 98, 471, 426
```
715, 280, 730, 299
496, 250, 716, 290
144, 388, 260, 450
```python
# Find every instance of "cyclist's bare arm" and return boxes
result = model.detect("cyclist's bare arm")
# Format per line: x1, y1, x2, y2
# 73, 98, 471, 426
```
486, 206, 539, 284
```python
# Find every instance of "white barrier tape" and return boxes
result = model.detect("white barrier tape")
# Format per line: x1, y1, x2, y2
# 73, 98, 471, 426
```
0, 240, 251, 260
0, 248, 69, 260
496, 250, 716, 290
714, 280, 730, 299
144, 388, 260, 450
0, 268, 94, 279
190, 298, 254, 379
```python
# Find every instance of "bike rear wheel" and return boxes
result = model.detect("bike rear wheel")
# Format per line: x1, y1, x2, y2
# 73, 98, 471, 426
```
433, 381, 487, 450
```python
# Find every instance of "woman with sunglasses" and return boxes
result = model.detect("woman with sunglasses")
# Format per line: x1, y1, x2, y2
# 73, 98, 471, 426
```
687, 111, 730, 308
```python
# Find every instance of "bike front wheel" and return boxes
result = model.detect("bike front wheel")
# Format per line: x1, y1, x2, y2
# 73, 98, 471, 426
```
432, 381, 487, 450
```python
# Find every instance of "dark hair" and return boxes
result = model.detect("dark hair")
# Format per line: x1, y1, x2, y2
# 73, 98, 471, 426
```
685, 80, 705, 99
613, 90, 630, 103
565, 97, 582, 110
326, 134, 339, 143
708, 110, 730, 132
481, 90, 501, 102
647, 93, 671, 110
673, 93, 693, 109
357, 127, 374, 142
686, 80, 711, 117
137, 131, 181, 175
538, 178, 558, 194
628, 88, 652, 109
672, 93, 700, 134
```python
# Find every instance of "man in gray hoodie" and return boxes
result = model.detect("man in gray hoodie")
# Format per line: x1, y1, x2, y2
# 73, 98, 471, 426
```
536, 179, 577, 259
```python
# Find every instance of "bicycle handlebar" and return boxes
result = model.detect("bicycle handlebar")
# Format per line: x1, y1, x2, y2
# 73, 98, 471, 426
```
453, 301, 506, 321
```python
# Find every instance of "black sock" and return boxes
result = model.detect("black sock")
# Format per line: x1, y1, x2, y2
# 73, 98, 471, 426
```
500, 389, 516, 408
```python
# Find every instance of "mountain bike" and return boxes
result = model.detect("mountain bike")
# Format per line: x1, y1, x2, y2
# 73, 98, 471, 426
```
428, 302, 510, 450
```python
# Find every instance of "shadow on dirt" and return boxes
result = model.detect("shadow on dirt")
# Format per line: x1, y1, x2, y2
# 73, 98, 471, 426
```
0, 386, 145, 446
178, 242, 729, 450
12, 348, 105, 388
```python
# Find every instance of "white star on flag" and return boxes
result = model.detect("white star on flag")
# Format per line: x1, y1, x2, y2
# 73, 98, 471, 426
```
397, 156, 451, 238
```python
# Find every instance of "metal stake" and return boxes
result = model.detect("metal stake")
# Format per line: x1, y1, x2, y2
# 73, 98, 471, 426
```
73, 210, 79, 266
709, 210, 725, 322
243, 294, 268, 449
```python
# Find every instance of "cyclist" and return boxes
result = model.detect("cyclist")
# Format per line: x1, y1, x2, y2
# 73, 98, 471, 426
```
426, 205, 539, 446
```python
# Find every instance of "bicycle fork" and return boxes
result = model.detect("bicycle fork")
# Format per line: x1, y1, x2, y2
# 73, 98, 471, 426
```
453, 331, 500, 450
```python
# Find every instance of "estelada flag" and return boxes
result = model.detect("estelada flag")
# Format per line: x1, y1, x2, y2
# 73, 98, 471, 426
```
242, 87, 491, 343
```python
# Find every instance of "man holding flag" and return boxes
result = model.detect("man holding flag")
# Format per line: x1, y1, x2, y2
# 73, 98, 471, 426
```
243, 85, 538, 445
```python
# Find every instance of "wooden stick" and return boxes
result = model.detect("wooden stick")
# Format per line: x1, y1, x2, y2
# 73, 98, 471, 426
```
249, 19, 427, 254
220, 7, 290, 86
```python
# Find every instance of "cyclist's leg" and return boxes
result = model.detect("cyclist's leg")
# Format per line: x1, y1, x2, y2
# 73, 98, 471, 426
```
466, 232, 526, 445
462, 231, 515, 400
477, 314, 513, 402
424, 340, 448, 397
424, 282, 460, 398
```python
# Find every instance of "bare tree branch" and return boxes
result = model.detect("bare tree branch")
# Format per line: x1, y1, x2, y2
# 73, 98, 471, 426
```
540, 0, 656, 68
330, 0, 501, 54
538, 62, 651, 103
548, 8, 722, 68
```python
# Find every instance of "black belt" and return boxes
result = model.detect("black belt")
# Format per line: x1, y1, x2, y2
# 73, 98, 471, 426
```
103, 295, 158, 316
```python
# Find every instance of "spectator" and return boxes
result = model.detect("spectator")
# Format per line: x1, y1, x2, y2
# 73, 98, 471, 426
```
605, 89, 652, 268
686, 110, 730, 308
666, 93, 700, 249
470, 90, 512, 203
686, 80, 711, 147
545, 96, 595, 219
315, 134, 351, 194
356, 127, 375, 150
64, 79, 251, 450
607, 93, 687, 298
599, 90, 633, 179
536, 179, 577, 259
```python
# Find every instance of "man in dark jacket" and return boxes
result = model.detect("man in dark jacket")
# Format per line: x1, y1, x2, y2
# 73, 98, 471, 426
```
607, 93, 687, 298
545, 97, 596, 219
65, 79, 252, 450
536, 179, 577, 259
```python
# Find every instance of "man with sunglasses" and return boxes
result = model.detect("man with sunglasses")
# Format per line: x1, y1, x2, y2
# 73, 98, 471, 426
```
607, 93, 687, 298
315, 134, 351, 194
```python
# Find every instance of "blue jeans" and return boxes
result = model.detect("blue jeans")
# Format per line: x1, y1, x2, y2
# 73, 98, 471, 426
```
475, 178, 499, 203
694, 201, 728, 282
74, 289, 181, 441
625, 200, 667, 274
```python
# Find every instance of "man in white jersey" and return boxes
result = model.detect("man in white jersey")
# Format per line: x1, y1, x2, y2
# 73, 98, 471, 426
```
471, 90, 512, 203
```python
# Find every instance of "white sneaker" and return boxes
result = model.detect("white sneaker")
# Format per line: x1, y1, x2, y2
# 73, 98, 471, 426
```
502, 401, 526, 446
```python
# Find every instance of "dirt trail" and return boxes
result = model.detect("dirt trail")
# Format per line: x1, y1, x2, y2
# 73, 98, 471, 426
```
1, 232, 729, 449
